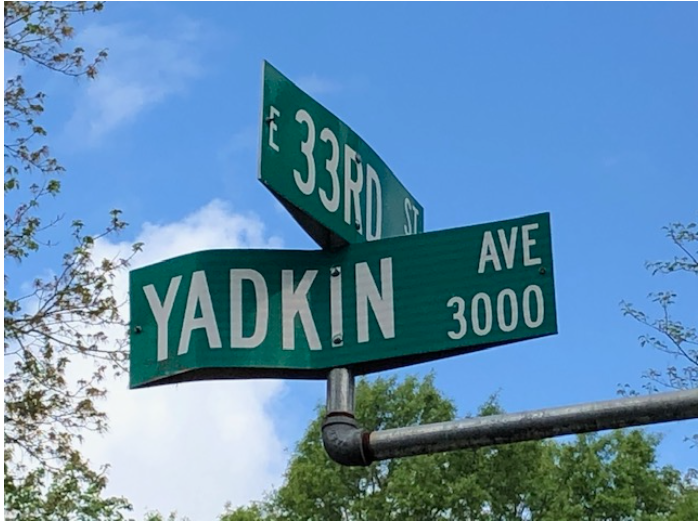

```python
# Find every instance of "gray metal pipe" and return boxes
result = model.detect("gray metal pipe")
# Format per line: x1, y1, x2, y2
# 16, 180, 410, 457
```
321, 368, 371, 466
321, 367, 698, 466
369, 388, 698, 461
326, 367, 355, 414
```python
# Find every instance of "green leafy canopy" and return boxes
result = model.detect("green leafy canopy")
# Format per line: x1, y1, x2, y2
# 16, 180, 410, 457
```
4, 2, 140, 519
222, 374, 698, 521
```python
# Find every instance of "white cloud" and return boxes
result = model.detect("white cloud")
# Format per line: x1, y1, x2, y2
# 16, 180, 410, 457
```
67, 19, 204, 142
80, 200, 287, 520
128, 199, 283, 262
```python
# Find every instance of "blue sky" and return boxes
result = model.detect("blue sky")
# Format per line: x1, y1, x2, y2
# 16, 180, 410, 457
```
5, 2, 697, 519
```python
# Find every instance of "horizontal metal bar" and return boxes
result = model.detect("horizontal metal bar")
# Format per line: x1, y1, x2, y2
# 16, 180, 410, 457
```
368, 388, 698, 461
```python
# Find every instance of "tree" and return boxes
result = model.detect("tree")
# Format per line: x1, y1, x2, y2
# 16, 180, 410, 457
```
222, 374, 698, 521
528, 430, 686, 520
220, 500, 273, 522
143, 509, 188, 521
622, 220, 697, 392
4, 2, 138, 518
223, 374, 494, 521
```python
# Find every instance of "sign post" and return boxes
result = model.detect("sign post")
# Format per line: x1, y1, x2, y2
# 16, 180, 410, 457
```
128, 60, 698, 469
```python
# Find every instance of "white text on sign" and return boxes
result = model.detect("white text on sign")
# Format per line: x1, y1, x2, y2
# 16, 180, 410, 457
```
446, 221, 547, 340
477, 223, 542, 274
142, 257, 396, 361
268, 105, 420, 241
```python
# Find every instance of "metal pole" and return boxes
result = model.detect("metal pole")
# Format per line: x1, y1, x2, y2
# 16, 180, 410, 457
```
368, 388, 698, 461
322, 368, 371, 466
326, 367, 354, 414
321, 371, 698, 466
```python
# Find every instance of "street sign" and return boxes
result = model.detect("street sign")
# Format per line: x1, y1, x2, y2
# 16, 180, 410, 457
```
130, 213, 556, 389
259, 61, 424, 249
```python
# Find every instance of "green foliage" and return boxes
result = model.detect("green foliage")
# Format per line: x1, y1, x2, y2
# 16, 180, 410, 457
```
529, 431, 685, 521
4, 2, 138, 519
270, 374, 484, 521
4, 2, 108, 260
143, 509, 188, 521
662, 476, 698, 521
220, 501, 272, 521
223, 374, 697, 521
621, 220, 697, 393
4, 459, 131, 521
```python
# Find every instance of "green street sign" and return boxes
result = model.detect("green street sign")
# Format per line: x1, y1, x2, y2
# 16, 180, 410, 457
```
130, 213, 557, 389
259, 61, 424, 249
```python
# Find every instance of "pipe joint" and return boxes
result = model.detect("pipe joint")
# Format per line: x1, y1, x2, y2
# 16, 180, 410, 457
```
322, 413, 372, 467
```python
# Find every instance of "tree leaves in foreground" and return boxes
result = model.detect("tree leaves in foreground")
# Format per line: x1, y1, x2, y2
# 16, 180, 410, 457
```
622, 219, 697, 392
222, 374, 698, 521
4, 2, 138, 519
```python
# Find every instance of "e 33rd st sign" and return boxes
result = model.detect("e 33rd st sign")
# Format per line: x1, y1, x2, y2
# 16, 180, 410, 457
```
129, 213, 556, 389
259, 61, 424, 249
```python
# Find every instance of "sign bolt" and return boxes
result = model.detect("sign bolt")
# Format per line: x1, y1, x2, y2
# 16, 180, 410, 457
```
539, 267, 546, 275
331, 267, 341, 277
265, 116, 275, 124
134, 326, 143, 334
355, 153, 362, 164
355, 221, 362, 231
333, 335, 343, 346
